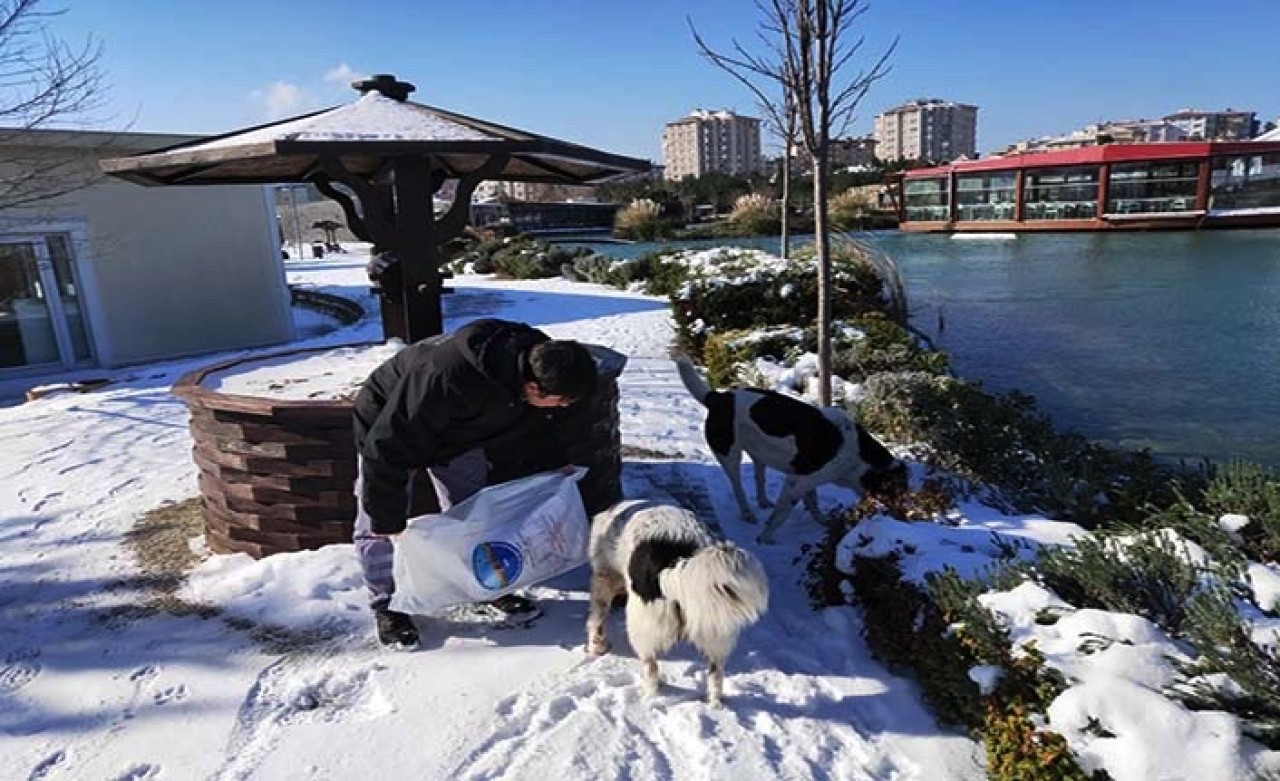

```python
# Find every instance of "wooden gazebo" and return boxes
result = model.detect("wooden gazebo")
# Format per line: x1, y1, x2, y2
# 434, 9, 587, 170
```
101, 73, 650, 341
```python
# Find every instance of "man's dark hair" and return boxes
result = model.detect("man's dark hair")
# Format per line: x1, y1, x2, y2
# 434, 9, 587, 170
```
526, 340, 597, 401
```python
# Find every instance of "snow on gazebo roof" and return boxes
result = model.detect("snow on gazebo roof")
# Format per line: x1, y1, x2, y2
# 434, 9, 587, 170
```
101, 82, 649, 186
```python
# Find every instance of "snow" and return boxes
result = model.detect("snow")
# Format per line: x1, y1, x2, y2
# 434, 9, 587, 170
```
178, 92, 499, 152
2, 242, 1276, 780
204, 342, 403, 400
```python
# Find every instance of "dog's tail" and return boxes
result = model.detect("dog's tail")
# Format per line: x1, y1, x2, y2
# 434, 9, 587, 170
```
660, 543, 769, 645
674, 356, 714, 406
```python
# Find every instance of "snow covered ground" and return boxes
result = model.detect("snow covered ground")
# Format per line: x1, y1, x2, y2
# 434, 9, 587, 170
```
1, 245, 1273, 779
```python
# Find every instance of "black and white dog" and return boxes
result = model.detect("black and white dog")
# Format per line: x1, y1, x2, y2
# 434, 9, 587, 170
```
587, 500, 769, 706
675, 357, 907, 544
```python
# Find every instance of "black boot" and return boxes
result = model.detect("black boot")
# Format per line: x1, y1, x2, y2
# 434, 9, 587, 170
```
374, 607, 419, 649
486, 593, 540, 619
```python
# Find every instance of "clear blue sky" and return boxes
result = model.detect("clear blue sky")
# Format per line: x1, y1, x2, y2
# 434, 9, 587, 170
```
54, 0, 1280, 161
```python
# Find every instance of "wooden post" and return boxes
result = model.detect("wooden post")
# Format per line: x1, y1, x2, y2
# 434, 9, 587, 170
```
392, 155, 443, 341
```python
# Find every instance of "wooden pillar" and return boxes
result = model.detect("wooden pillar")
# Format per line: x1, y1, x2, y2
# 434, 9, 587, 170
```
392, 155, 443, 341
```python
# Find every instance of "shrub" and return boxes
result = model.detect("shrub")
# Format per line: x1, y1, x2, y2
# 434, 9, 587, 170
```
829, 187, 878, 231
854, 372, 1180, 527
728, 193, 780, 235
614, 198, 673, 241
1200, 460, 1280, 564
832, 312, 949, 381
1032, 530, 1209, 635
670, 248, 886, 360
835, 546, 1094, 779
1173, 587, 1280, 748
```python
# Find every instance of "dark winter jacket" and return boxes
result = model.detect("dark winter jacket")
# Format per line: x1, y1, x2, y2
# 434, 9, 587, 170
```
352, 318, 568, 534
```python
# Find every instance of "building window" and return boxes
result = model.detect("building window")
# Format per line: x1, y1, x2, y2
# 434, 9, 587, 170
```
1107, 161, 1200, 214
1024, 166, 1100, 220
1209, 154, 1280, 212
955, 173, 1017, 221
903, 178, 949, 221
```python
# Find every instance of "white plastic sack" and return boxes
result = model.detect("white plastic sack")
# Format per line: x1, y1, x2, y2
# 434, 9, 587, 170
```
388, 467, 589, 615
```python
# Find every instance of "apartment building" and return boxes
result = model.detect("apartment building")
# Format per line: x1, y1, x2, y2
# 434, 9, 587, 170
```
662, 109, 763, 181
874, 99, 978, 163
1163, 109, 1258, 141
789, 135, 878, 173
999, 120, 1189, 156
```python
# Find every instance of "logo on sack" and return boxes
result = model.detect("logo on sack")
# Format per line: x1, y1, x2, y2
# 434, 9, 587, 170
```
472, 541, 524, 590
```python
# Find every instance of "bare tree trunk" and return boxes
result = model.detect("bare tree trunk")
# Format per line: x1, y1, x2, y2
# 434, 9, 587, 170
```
812, 147, 833, 405
779, 154, 791, 259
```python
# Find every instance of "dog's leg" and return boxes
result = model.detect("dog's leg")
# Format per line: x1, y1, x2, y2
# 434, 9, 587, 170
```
756, 478, 807, 544
802, 489, 824, 525
641, 656, 661, 697
752, 459, 773, 509
586, 570, 623, 656
706, 658, 725, 707
718, 448, 756, 524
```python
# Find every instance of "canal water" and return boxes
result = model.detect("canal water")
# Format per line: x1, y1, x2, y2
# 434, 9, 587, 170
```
561, 230, 1280, 468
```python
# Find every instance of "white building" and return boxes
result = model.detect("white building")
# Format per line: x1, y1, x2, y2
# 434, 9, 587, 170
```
0, 129, 293, 379
662, 109, 763, 181
874, 99, 978, 163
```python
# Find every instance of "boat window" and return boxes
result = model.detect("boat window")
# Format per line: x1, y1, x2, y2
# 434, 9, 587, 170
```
1209, 154, 1280, 213
1024, 166, 1100, 220
1107, 161, 1199, 214
903, 178, 949, 221
955, 173, 1017, 221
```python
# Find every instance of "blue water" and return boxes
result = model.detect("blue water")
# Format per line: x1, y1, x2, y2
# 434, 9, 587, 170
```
564, 230, 1280, 467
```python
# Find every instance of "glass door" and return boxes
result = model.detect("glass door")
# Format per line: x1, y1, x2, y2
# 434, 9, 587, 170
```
0, 235, 93, 373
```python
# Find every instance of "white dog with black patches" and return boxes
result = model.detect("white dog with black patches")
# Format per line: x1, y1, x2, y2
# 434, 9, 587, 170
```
587, 499, 769, 706
675, 357, 907, 544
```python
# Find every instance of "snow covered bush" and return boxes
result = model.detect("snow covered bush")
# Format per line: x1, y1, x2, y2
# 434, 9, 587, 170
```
1030, 531, 1214, 635
669, 247, 885, 359
1175, 588, 1280, 748
1201, 460, 1280, 564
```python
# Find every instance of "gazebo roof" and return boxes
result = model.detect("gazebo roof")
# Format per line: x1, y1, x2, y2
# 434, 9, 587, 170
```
101, 88, 650, 186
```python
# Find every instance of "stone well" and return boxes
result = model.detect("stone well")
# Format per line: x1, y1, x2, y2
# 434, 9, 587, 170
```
173, 342, 626, 559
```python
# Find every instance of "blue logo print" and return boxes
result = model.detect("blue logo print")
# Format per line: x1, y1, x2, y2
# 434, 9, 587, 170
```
472, 541, 524, 591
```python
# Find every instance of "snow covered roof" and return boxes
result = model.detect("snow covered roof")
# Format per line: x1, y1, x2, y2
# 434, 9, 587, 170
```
1258, 126, 1280, 141
100, 86, 649, 187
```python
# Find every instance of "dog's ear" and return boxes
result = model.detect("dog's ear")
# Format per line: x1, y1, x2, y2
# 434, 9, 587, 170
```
628, 539, 699, 603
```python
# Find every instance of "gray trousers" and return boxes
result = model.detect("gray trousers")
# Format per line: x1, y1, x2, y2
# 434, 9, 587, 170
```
353, 449, 488, 609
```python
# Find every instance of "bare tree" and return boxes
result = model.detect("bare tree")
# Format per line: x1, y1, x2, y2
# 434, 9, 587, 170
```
693, 1, 894, 404
691, 11, 800, 258
0, 0, 105, 212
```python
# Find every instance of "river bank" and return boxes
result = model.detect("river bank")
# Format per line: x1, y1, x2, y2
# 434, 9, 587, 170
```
556, 230, 1280, 468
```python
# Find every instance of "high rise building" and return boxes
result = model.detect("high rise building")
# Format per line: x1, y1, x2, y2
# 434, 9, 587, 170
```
873, 99, 978, 163
662, 109, 763, 181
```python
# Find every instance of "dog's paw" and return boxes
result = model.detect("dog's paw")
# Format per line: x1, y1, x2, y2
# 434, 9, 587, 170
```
587, 639, 611, 656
